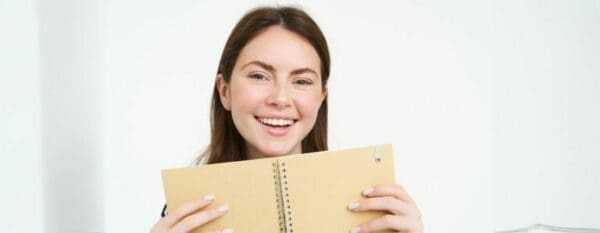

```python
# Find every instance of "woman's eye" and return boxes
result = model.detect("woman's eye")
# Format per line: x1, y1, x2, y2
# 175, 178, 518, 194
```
249, 74, 267, 80
294, 79, 313, 85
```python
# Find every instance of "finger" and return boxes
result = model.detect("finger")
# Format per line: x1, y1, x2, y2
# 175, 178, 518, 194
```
160, 194, 216, 229
170, 204, 229, 233
348, 196, 416, 216
362, 184, 415, 203
351, 214, 421, 233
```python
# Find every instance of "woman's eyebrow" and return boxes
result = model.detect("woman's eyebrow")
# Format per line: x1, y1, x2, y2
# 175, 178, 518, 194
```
290, 67, 317, 77
241, 60, 275, 72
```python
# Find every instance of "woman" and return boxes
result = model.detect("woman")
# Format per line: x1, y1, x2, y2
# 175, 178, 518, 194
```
151, 6, 423, 233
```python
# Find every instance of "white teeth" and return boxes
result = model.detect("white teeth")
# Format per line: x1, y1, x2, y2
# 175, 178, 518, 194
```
258, 117, 294, 126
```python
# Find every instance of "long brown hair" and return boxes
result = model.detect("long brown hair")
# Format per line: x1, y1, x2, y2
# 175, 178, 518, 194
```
195, 6, 331, 165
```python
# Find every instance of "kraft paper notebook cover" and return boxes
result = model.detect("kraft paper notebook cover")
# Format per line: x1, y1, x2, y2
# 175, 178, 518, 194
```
161, 144, 395, 233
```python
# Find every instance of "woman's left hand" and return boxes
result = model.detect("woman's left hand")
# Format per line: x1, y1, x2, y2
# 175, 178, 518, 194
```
347, 184, 423, 233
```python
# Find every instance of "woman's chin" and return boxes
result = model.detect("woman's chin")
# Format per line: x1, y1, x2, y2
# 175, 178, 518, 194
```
253, 145, 299, 159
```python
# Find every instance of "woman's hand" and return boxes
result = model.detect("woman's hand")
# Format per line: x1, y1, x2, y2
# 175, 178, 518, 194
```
348, 184, 423, 233
150, 194, 232, 233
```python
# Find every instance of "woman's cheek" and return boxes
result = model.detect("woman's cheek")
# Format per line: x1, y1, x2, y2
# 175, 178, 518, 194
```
295, 92, 324, 118
232, 84, 263, 110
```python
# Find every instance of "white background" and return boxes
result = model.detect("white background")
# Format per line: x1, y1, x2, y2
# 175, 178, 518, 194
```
1, 0, 599, 232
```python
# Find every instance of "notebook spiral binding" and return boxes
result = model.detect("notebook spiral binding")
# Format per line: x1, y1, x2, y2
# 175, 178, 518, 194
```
273, 161, 292, 233
279, 161, 292, 233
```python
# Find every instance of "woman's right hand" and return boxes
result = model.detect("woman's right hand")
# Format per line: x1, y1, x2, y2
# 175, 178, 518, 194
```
150, 194, 231, 233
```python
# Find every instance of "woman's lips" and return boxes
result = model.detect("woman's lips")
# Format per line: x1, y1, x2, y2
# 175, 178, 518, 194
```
255, 116, 297, 136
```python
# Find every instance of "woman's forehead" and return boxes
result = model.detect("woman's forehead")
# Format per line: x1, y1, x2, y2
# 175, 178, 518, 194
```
235, 26, 321, 72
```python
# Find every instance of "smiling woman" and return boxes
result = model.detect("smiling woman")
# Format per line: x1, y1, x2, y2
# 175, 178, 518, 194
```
202, 6, 331, 164
216, 25, 327, 159
150, 5, 422, 233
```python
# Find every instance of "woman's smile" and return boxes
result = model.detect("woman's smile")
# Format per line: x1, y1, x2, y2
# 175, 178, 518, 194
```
255, 116, 298, 136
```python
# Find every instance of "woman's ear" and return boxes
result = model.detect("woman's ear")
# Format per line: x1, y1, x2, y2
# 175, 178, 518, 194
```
216, 74, 231, 111
321, 86, 328, 102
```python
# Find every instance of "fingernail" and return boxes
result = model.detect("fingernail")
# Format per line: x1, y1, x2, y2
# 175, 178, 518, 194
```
222, 228, 233, 233
347, 202, 359, 210
203, 193, 215, 201
362, 187, 374, 196
216, 204, 229, 213
350, 226, 361, 233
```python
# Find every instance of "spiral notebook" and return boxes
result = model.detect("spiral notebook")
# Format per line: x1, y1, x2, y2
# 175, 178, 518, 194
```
161, 144, 395, 233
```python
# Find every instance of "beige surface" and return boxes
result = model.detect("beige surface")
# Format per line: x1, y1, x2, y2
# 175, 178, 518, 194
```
161, 144, 395, 232
281, 145, 395, 232
162, 158, 280, 232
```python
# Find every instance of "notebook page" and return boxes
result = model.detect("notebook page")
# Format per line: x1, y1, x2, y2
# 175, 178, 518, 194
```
162, 158, 281, 233
280, 144, 396, 232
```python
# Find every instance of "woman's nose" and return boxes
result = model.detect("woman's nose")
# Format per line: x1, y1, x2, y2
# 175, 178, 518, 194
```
266, 83, 292, 108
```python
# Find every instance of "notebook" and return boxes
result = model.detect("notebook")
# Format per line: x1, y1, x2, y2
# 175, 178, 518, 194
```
161, 144, 395, 233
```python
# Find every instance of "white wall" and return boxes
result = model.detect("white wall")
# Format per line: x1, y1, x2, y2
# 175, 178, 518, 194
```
37, 0, 105, 232
491, 0, 600, 230
0, 0, 43, 232
1, 0, 598, 232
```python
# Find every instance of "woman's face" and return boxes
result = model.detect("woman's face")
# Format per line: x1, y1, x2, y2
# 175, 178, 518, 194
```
217, 26, 327, 159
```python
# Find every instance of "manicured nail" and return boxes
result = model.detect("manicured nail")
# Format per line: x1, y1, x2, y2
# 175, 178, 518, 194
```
222, 228, 233, 233
347, 202, 359, 210
362, 187, 374, 196
203, 193, 215, 201
350, 226, 361, 233
216, 204, 229, 213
